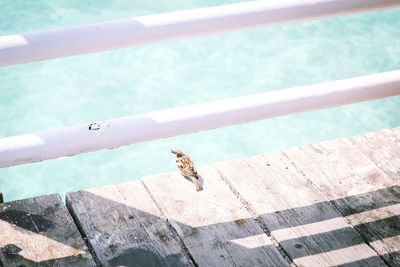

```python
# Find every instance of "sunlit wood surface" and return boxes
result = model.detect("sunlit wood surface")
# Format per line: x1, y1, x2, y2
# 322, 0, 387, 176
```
1, 127, 399, 266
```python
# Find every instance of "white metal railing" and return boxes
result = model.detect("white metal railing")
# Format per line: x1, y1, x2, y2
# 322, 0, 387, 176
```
0, 0, 400, 168
1, 0, 400, 67
0, 70, 399, 168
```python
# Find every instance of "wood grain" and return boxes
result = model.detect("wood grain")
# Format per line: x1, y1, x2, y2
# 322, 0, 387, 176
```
0, 194, 95, 267
284, 133, 399, 266
349, 128, 400, 182
142, 166, 289, 267
66, 180, 194, 267
217, 151, 385, 266
4, 127, 396, 266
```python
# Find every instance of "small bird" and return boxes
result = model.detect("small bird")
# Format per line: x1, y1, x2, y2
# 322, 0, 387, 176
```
171, 149, 203, 191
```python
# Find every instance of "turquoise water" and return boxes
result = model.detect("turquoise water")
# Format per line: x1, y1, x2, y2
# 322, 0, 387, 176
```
1, 1, 399, 202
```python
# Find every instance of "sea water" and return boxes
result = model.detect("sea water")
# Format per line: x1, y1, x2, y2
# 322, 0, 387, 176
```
1, 1, 399, 201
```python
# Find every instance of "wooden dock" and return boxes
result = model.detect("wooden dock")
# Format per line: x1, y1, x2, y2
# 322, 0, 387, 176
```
1, 127, 399, 267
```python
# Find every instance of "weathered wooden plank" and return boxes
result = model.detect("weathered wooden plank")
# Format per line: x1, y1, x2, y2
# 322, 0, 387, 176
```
348, 128, 400, 264
381, 127, 400, 149
286, 138, 397, 196
0, 194, 95, 267
217, 152, 385, 266
284, 136, 399, 266
349, 128, 400, 181
142, 166, 289, 267
66, 180, 194, 267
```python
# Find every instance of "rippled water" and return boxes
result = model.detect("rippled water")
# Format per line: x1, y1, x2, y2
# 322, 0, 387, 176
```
1, 1, 399, 201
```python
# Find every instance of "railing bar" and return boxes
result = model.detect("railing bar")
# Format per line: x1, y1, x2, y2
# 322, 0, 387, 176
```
1, 0, 400, 67
0, 70, 399, 168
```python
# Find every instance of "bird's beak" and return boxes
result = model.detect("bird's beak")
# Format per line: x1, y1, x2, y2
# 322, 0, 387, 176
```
171, 149, 176, 154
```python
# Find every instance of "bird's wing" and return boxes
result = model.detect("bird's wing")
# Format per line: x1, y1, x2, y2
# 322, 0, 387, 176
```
177, 156, 198, 178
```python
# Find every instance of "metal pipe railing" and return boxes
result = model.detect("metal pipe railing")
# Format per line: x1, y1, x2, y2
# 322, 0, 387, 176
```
1, 0, 399, 67
0, 70, 399, 168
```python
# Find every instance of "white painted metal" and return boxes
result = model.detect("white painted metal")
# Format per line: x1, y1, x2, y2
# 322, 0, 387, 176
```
0, 70, 399, 168
1, 0, 400, 67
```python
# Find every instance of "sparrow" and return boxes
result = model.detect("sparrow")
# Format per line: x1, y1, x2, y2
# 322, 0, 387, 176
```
171, 149, 203, 191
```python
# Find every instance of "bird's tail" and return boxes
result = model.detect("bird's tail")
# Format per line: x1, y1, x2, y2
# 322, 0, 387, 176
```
192, 178, 203, 191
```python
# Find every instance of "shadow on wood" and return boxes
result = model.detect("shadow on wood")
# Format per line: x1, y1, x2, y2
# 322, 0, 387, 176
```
0, 194, 95, 267
0, 244, 92, 267
1, 128, 399, 266
67, 189, 289, 267
66, 184, 399, 267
